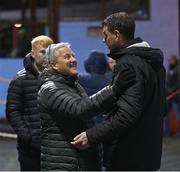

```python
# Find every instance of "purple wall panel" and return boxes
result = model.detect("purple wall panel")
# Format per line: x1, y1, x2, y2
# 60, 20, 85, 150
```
136, 0, 179, 69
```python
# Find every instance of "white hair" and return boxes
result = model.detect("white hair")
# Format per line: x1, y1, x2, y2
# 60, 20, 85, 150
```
45, 42, 71, 66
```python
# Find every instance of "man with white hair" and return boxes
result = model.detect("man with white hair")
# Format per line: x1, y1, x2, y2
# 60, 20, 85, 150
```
37, 42, 135, 171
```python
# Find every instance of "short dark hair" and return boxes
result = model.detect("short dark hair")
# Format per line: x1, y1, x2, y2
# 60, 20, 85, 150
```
102, 12, 135, 40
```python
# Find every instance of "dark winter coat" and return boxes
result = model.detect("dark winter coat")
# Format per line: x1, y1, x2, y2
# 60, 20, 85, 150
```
38, 69, 117, 171
86, 37, 167, 171
6, 54, 41, 155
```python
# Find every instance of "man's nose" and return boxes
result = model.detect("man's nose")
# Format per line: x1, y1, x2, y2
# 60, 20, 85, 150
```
71, 55, 77, 62
102, 37, 106, 43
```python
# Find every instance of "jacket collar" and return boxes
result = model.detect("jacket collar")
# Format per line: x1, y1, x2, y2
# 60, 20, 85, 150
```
107, 37, 143, 59
24, 53, 39, 76
42, 68, 78, 87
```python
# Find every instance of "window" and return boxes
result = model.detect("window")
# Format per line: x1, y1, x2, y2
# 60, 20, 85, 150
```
60, 0, 150, 20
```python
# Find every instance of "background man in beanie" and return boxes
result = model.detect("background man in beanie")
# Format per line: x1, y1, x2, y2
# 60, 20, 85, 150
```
6, 35, 54, 171
79, 50, 110, 96
71, 12, 167, 171
79, 50, 111, 123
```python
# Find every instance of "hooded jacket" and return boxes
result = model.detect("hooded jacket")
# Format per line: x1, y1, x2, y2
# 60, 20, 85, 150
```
6, 54, 41, 155
86, 37, 167, 171
38, 69, 118, 171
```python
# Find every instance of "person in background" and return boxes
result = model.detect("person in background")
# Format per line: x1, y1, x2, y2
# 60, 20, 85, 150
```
6, 35, 54, 171
71, 12, 167, 171
79, 50, 110, 96
79, 50, 111, 123
10, 28, 31, 58
165, 54, 180, 134
37, 42, 135, 171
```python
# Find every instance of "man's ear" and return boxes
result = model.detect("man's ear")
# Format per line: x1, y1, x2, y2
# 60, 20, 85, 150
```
31, 50, 35, 59
114, 30, 124, 45
114, 30, 121, 39
52, 63, 58, 71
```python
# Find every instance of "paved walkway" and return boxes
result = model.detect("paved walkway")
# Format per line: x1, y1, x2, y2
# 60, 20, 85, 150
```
0, 137, 19, 171
0, 122, 180, 171
160, 134, 180, 171
0, 135, 180, 171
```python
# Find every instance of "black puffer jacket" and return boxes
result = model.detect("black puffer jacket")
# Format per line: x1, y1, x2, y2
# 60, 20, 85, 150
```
6, 54, 41, 155
86, 38, 167, 171
38, 69, 117, 171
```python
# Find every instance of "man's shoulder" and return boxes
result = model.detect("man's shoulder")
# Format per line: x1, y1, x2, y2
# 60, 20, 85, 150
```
117, 54, 138, 66
40, 80, 57, 93
15, 67, 34, 79
16, 68, 26, 77
10, 68, 27, 84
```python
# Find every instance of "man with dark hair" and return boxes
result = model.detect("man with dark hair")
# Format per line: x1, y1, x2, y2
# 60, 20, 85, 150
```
71, 12, 167, 171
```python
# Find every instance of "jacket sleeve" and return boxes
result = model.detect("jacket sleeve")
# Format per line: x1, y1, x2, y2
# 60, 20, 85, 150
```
6, 77, 31, 142
38, 81, 118, 120
86, 67, 144, 144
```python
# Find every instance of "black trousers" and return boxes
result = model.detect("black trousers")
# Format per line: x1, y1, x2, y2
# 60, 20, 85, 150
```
18, 150, 40, 171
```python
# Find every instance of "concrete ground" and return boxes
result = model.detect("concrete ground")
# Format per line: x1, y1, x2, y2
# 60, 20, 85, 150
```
0, 137, 19, 171
160, 134, 180, 171
0, 135, 180, 171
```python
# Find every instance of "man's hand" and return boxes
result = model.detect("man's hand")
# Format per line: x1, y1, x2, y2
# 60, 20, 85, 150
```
71, 132, 91, 150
